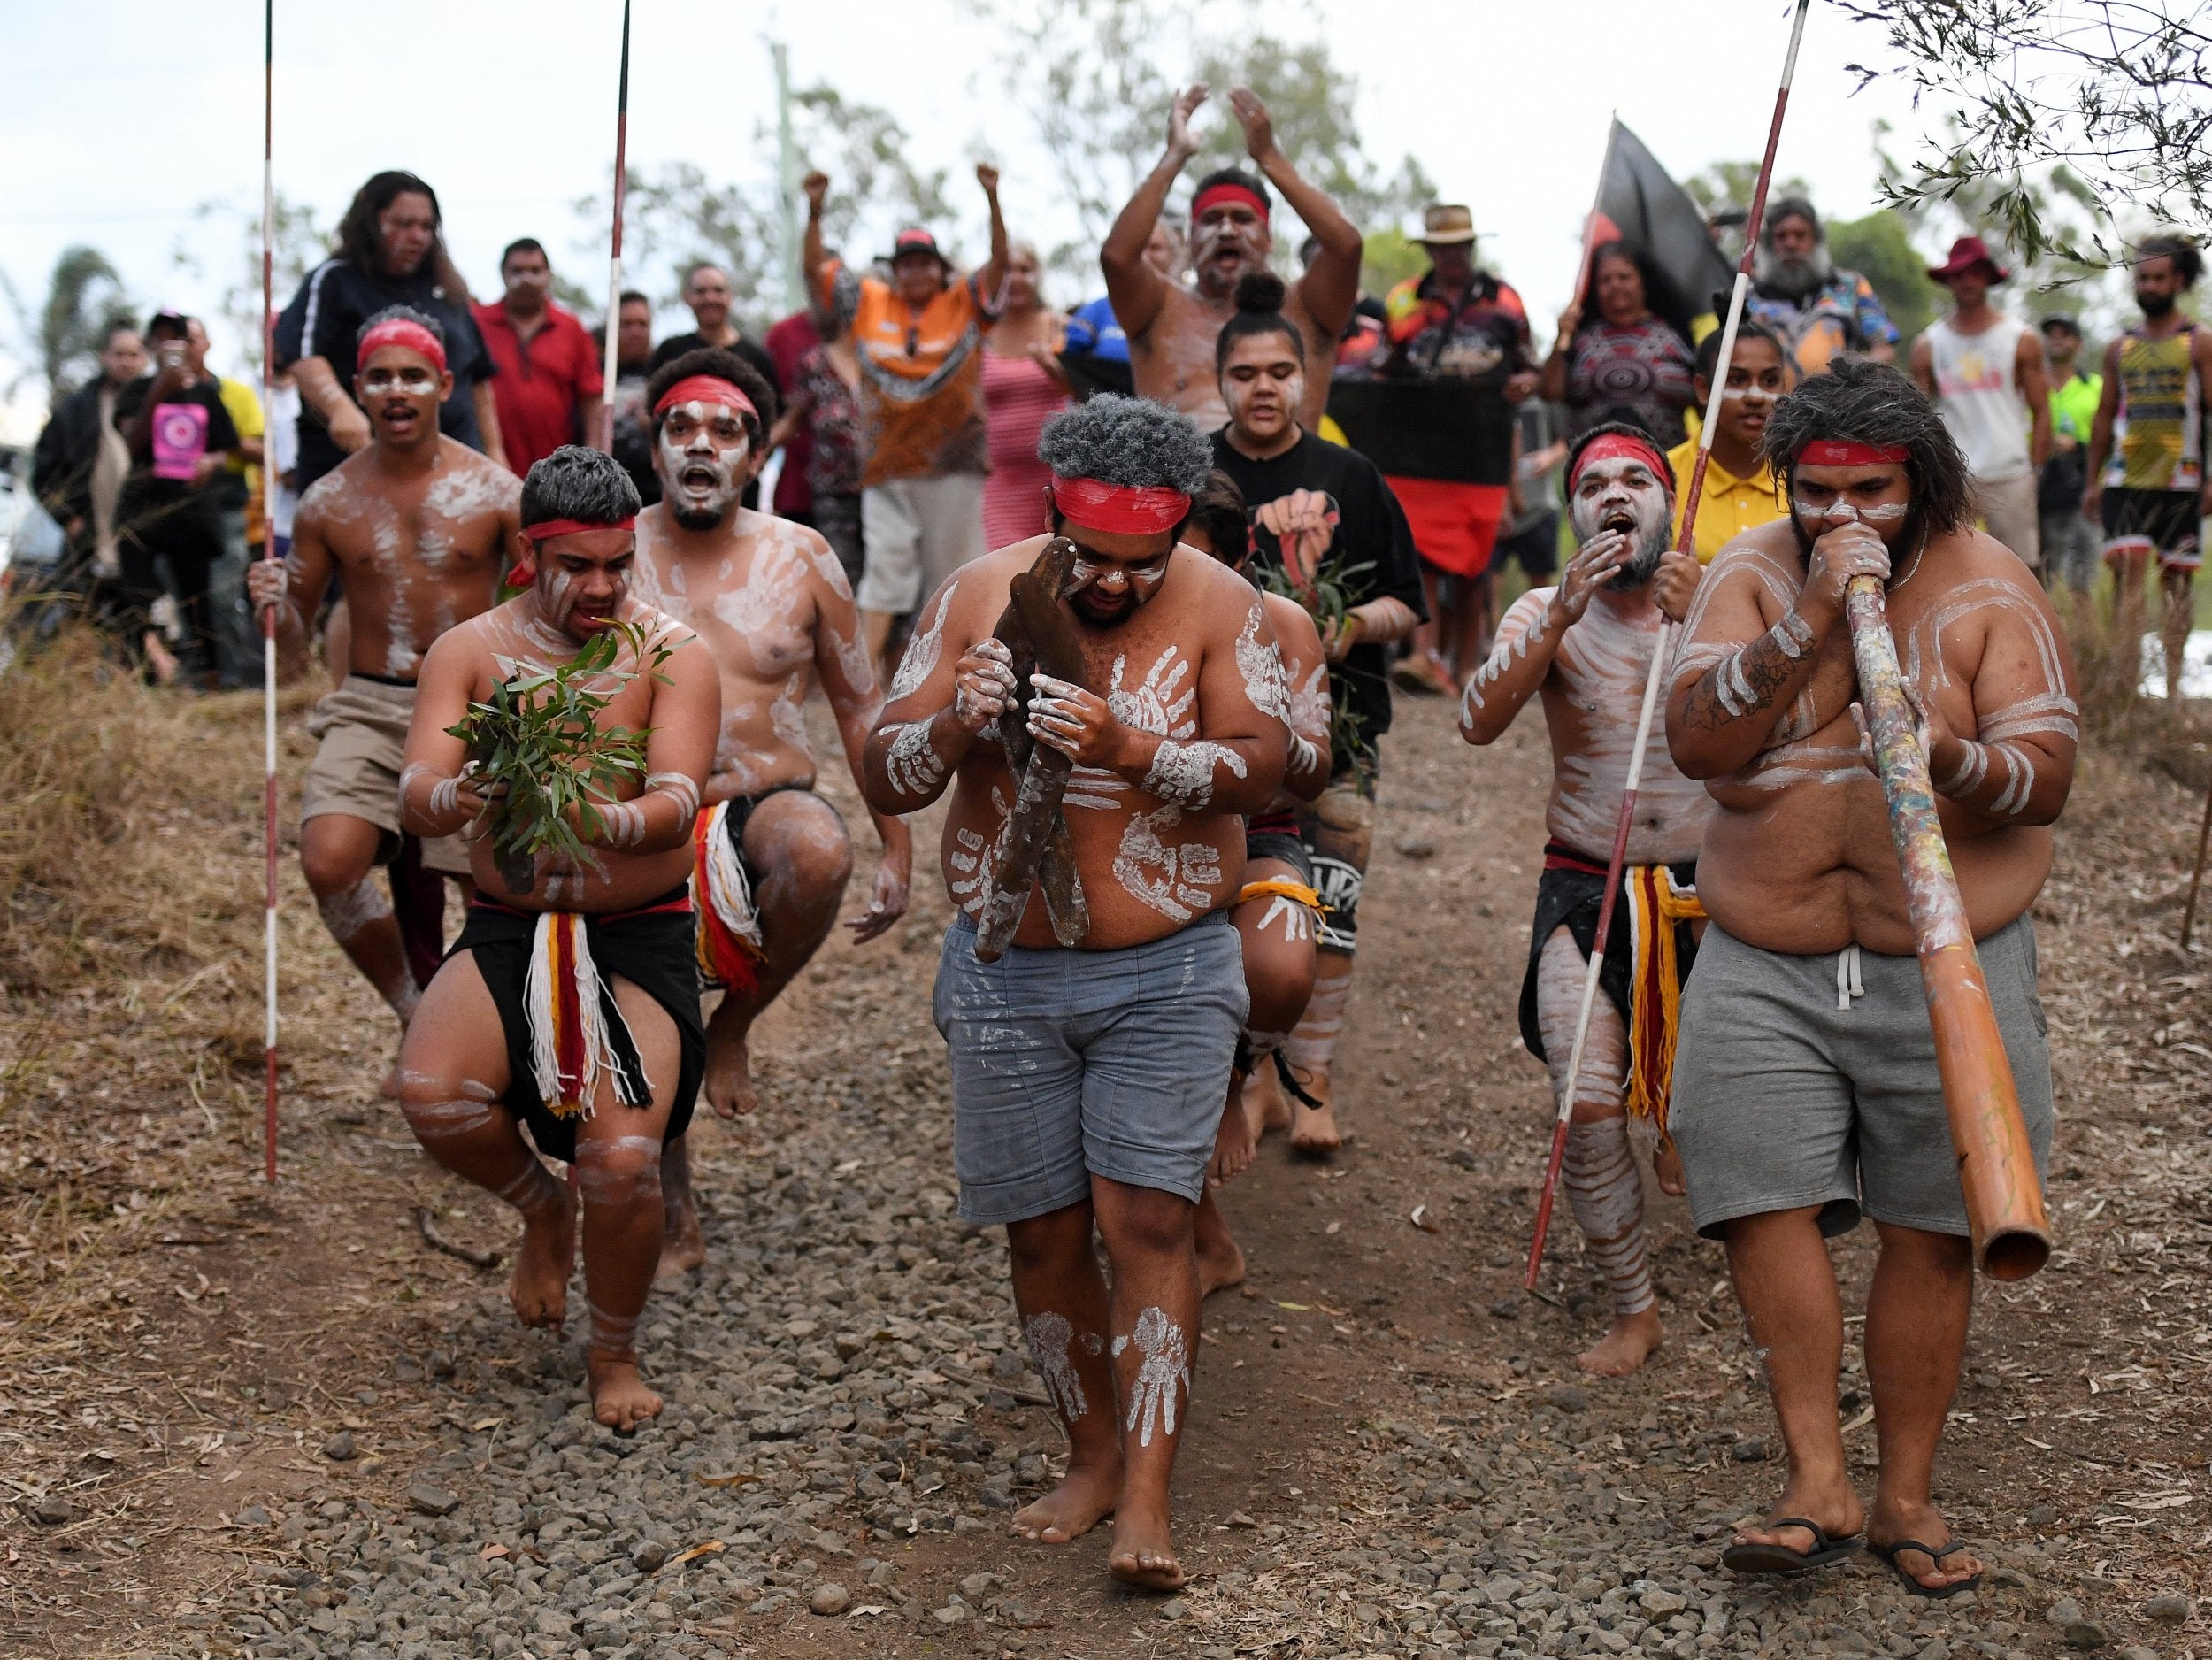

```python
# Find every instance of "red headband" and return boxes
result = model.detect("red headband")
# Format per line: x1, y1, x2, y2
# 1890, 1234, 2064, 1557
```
1568, 432, 1673, 494
1052, 477, 1193, 535
1796, 439, 1909, 466
1193, 182, 1270, 224
522, 517, 636, 542
654, 374, 757, 421
357, 318, 447, 373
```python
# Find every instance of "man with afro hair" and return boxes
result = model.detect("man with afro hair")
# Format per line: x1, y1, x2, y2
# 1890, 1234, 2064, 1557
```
863, 394, 1293, 1593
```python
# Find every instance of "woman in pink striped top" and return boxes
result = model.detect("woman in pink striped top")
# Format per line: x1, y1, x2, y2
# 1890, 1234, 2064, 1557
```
981, 243, 1073, 548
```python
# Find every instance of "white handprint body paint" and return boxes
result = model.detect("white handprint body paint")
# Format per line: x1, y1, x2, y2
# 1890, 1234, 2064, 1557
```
883, 719, 949, 798
1114, 1306, 1192, 1449
1234, 599, 1288, 719
1143, 739, 1246, 809
1106, 647, 1198, 740
1256, 894, 1312, 941
948, 825, 991, 917
1023, 1311, 1088, 1421
890, 582, 959, 700
1113, 805, 1224, 921
1285, 659, 1330, 747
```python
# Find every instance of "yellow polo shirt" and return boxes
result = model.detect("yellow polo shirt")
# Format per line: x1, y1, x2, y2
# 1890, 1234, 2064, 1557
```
1668, 437, 1785, 564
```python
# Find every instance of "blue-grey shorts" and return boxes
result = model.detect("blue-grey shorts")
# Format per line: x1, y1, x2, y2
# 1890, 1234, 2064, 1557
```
933, 913, 1248, 1225
1670, 915, 2053, 1241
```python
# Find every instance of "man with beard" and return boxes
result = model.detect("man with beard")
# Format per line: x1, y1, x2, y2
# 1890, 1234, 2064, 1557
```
1665, 360, 2073, 1594
274, 170, 503, 496
249, 309, 520, 1080
1747, 197, 1900, 379
2083, 234, 2212, 701
1458, 424, 1706, 1376
1208, 276, 1425, 1155
1101, 85, 1363, 434
863, 396, 1288, 1592
626, 348, 912, 1273
1668, 319, 1793, 562
396, 445, 718, 1433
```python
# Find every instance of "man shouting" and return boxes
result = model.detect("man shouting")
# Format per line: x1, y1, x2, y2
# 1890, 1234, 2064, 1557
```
863, 396, 1289, 1592
1459, 424, 1707, 1377
628, 348, 912, 1273
1102, 85, 1362, 434
250, 308, 518, 1082
1667, 360, 2075, 1595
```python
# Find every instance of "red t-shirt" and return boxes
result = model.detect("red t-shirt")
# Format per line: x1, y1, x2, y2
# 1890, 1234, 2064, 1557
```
764, 311, 820, 516
472, 300, 605, 474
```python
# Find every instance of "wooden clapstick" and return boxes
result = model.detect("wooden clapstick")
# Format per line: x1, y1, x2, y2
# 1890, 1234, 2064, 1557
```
1844, 574, 2051, 1279
975, 541, 1090, 960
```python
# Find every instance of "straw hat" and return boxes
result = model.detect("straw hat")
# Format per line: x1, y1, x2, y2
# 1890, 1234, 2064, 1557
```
1419, 205, 1478, 247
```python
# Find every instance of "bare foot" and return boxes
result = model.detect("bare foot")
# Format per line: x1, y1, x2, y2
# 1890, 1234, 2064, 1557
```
1106, 1499, 1187, 1592
1869, 1498, 1983, 1594
1011, 1455, 1121, 1544
1654, 1137, 1686, 1196
508, 1180, 576, 1330
1207, 1088, 1257, 1186
587, 1351, 664, 1433
1576, 1305, 1663, 1376
657, 1200, 705, 1282
1245, 1056, 1292, 1134
1194, 1188, 1247, 1298
703, 1020, 760, 1120
1289, 1091, 1341, 1156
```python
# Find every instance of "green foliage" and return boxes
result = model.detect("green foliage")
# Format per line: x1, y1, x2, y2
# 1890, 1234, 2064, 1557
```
171, 190, 329, 379
0, 245, 131, 400
1826, 209, 1945, 347
1261, 551, 1374, 759
445, 619, 674, 895
1360, 227, 1432, 299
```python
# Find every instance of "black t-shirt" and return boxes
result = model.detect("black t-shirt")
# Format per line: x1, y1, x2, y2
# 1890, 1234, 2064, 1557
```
1210, 429, 1427, 764
113, 377, 242, 559
647, 333, 779, 509
273, 257, 495, 493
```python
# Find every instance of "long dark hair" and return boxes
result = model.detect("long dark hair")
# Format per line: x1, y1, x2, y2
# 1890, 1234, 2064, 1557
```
1762, 357, 1971, 544
334, 170, 472, 298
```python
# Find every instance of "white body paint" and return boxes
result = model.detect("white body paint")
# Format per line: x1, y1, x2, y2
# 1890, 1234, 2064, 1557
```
1023, 1311, 1088, 1421
1116, 1306, 1191, 1449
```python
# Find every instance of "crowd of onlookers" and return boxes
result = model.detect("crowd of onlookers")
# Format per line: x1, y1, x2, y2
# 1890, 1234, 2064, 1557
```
14, 160, 2190, 692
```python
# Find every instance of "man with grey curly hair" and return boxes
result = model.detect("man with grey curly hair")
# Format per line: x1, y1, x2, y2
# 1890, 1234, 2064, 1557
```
863, 394, 1294, 1594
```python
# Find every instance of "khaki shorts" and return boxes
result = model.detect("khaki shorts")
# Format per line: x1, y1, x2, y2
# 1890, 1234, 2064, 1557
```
302, 676, 473, 875
857, 473, 987, 615
1971, 471, 2041, 572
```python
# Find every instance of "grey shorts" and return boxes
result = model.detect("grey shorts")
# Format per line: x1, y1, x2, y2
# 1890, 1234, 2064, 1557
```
1670, 915, 2053, 1241
933, 913, 1248, 1225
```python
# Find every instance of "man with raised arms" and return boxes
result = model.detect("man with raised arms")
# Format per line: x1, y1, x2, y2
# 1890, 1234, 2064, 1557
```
1102, 85, 1362, 435
862, 396, 1289, 1592
249, 306, 519, 1080
1664, 361, 2074, 1595
626, 347, 913, 1274
396, 446, 718, 1431
1459, 423, 1707, 1377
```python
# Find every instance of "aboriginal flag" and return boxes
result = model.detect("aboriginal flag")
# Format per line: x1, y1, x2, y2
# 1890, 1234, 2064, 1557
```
1586, 119, 1736, 344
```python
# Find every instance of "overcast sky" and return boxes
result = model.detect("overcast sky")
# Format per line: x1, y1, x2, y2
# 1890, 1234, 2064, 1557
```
0, 0, 1934, 442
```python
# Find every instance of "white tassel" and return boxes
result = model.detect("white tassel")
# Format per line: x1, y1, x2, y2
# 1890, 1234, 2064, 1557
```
700, 799, 764, 950
525, 912, 645, 1117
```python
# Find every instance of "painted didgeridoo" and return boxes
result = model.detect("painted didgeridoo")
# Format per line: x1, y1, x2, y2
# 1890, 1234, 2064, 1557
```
975, 539, 1090, 960
1844, 573, 2051, 1279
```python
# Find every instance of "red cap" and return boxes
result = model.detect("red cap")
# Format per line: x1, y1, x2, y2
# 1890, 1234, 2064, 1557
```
891, 228, 945, 263
1052, 477, 1193, 535
1927, 235, 2008, 285
357, 318, 447, 373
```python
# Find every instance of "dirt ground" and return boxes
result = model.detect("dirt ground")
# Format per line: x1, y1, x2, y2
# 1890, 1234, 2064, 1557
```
3, 684, 2208, 1659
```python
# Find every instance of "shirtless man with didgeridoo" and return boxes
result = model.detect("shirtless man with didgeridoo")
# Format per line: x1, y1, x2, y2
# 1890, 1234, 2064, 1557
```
863, 395, 1290, 1592
1665, 360, 2077, 1597
249, 306, 518, 1082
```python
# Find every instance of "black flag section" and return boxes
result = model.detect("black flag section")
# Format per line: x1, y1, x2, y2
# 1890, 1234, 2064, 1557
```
1587, 119, 1735, 343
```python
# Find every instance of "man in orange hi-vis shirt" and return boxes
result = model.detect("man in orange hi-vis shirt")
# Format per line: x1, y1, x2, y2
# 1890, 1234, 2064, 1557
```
803, 165, 1010, 667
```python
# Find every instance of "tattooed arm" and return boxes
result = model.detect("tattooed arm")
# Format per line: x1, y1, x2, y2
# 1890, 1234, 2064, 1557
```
860, 573, 1003, 815
1460, 532, 1633, 745
810, 547, 913, 938
1668, 523, 1887, 778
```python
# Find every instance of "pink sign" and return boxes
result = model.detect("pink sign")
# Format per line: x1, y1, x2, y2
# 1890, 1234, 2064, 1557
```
150, 401, 210, 481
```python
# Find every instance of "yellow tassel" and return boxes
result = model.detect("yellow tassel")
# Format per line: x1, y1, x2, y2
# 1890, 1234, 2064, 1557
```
1625, 867, 1705, 1133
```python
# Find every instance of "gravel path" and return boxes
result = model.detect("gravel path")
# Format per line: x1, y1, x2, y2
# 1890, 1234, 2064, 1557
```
55, 700, 2208, 1658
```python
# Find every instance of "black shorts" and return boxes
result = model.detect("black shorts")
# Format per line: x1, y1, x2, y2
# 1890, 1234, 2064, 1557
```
1494, 511, 1561, 580
2103, 486, 2202, 571
1243, 827, 1313, 887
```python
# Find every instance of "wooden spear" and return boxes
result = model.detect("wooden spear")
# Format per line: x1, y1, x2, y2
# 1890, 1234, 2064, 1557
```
597, 0, 632, 453
260, 0, 280, 1182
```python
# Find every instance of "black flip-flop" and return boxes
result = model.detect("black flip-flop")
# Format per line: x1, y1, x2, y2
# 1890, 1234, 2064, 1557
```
1867, 1538, 1982, 1600
1721, 1518, 1863, 1576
